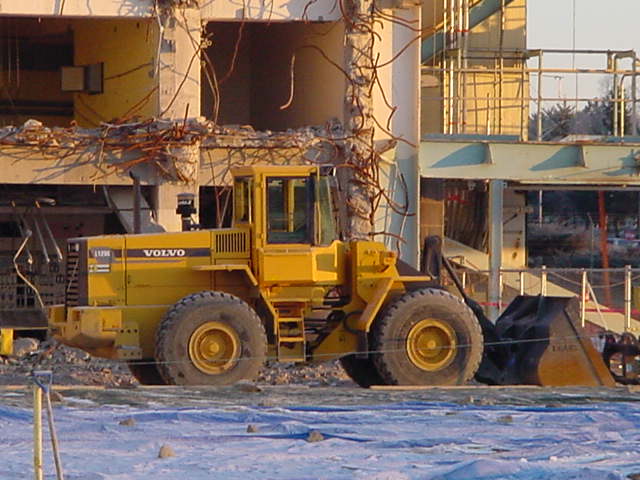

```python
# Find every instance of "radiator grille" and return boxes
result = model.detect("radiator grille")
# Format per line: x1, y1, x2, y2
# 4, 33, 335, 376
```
214, 231, 248, 254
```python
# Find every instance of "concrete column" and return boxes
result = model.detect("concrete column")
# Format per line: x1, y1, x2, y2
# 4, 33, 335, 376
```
153, 143, 200, 232
387, 7, 421, 267
154, 183, 199, 232
158, 6, 201, 119
488, 179, 504, 321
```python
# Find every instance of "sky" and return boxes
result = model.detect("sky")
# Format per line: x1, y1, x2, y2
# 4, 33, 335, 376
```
527, 0, 640, 102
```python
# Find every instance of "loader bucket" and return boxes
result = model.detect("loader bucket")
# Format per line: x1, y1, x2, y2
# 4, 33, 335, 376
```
475, 296, 615, 387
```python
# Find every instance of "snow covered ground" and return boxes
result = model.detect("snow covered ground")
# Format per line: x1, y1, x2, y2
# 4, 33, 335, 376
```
1, 386, 640, 480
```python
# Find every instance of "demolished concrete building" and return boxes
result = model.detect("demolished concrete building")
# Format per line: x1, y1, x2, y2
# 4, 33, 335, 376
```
0, 0, 421, 340
2, 0, 640, 349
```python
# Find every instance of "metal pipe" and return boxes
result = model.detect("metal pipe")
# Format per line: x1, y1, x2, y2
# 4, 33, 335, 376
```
44, 390, 65, 480
488, 179, 504, 320
581, 269, 587, 327
614, 57, 619, 137
461, 0, 469, 134
38, 207, 63, 263
519, 270, 525, 295
536, 52, 543, 141
620, 80, 626, 136
421, 65, 640, 75
633, 57, 638, 136
442, 0, 449, 134
32, 217, 49, 265
520, 56, 526, 140
423, 94, 637, 103
625, 264, 632, 331
540, 265, 548, 296
498, 0, 505, 135
598, 191, 613, 306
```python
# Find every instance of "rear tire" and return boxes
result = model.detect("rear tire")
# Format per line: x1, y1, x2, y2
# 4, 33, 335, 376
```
339, 355, 385, 388
372, 288, 483, 386
127, 360, 165, 385
156, 291, 267, 386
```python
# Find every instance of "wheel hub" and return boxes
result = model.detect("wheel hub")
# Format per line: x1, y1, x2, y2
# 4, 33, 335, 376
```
406, 319, 457, 371
188, 321, 240, 375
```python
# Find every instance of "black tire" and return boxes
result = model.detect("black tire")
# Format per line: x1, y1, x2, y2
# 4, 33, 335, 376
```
127, 360, 166, 385
339, 355, 385, 388
371, 288, 483, 386
155, 291, 267, 386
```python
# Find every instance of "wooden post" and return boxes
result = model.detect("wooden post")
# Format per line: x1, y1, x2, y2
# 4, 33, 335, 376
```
33, 384, 43, 480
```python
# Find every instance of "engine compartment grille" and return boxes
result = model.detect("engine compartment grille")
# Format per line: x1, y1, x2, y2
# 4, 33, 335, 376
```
214, 231, 248, 255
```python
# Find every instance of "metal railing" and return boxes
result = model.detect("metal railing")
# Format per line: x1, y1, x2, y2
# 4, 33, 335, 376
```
454, 265, 640, 332
422, 48, 640, 140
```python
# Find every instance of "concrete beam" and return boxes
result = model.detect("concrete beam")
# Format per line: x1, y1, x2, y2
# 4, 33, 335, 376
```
0, 0, 154, 17
420, 139, 640, 185
200, 0, 341, 22
0, 146, 157, 185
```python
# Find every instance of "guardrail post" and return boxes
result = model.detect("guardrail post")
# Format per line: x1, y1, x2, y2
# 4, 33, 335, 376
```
519, 270, 525, 295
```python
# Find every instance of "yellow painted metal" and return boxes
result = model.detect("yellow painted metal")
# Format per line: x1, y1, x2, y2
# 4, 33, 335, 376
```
193, 264, 258, 286
354, 277, 394, 332
0, 328, 13, 356
115, 321, 142, 360
48, 305, 66, 327
188, 321, 240, 374
49, 164, 435, 367
85, 235, 126, 306
123, 230, 212, 306
311, 324, 359, 361
406, 319, 457, 371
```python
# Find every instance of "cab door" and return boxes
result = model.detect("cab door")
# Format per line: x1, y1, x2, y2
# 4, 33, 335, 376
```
258, 176, 315, 285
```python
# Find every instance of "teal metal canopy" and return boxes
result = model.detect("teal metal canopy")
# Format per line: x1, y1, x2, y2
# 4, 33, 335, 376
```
419, 138, 640, 184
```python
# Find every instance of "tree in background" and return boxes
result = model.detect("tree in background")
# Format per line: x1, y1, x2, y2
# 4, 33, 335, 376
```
529, 88, 632, 141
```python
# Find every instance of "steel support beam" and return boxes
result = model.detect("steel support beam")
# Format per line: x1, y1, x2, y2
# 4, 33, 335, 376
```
488, 179, 504, 321
420, 139, 640, 185
421, 0, 517, 64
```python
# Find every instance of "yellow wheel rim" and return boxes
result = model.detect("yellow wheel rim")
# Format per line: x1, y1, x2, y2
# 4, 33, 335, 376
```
188, 321, 240, 375
406, 319, 457, 371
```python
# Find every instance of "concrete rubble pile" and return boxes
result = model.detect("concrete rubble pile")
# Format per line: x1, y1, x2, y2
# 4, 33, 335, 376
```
0, 340, 351, 387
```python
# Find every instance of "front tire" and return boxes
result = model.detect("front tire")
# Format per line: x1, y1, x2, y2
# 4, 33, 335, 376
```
156, 291, 267, 385
371, 288, 483, 386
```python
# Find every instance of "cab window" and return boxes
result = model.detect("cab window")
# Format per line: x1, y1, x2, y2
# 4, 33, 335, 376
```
267, 177, 311, 243
233, 177, 252, 223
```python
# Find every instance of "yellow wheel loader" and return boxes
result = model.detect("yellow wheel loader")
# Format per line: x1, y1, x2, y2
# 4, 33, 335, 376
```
48, 165, 615, 387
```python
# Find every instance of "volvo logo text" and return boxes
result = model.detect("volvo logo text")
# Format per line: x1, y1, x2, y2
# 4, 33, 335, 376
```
143, 249, 186, 257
